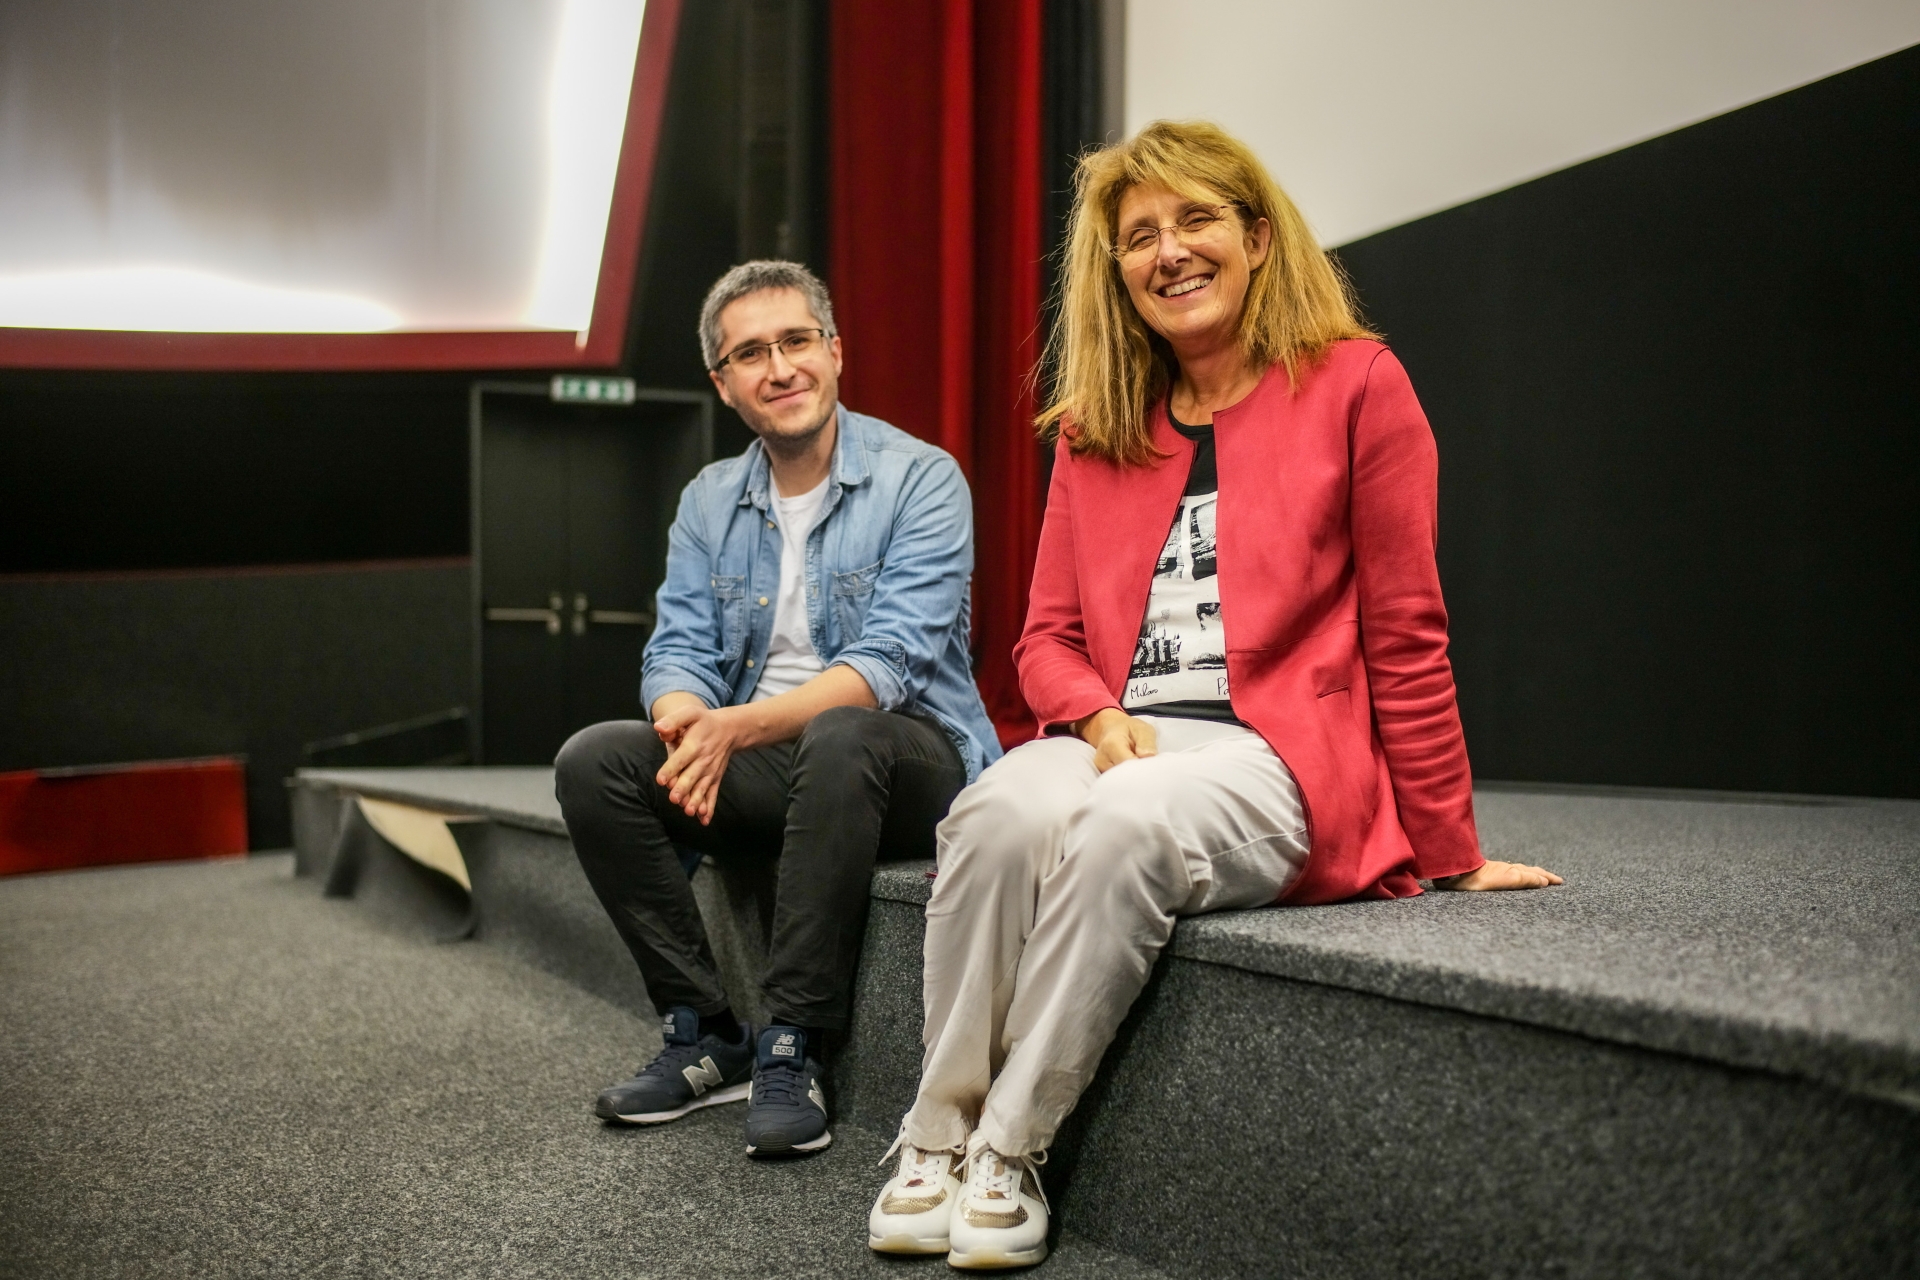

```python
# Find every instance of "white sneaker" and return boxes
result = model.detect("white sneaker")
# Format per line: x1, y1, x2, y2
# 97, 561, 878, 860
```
945, 1132, 1049, 1270
867, 1129, 963, 1255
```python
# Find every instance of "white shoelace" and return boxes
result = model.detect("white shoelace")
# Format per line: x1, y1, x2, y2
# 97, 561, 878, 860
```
879, 1125, 958, 1189
963, 1132, 1050, 1211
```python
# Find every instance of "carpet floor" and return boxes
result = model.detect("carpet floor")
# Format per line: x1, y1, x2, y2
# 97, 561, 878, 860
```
0, 855, 1164, 1279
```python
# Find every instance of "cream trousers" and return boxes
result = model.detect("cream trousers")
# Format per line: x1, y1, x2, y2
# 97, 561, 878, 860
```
901, 715, 1310, 1157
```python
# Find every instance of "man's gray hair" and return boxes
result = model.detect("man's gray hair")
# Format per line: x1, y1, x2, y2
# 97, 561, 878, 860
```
698, 260, 837, 369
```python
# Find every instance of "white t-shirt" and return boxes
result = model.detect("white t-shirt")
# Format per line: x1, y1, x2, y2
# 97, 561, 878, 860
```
750, 477, 830, 702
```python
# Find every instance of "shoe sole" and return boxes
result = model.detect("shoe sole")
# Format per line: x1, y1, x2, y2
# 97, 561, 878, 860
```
744, 1128, 833, 1156
947, 1241, 1049, 1270
869, 1231, 950, 1255
602, 1082, 750, 1124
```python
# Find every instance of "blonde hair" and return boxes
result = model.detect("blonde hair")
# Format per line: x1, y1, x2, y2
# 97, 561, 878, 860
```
1037, 120, 1375, 465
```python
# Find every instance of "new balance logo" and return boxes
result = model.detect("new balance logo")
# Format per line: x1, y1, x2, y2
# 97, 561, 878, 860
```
808, 1078, 826, 1113
771, 1033, 798, 1058
682, 1055, 724, 1096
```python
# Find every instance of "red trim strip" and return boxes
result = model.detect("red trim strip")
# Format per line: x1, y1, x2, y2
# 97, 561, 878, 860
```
0, 0, 683, 374
580, 0, 684, 367
0, 757, 249, 876
0, 329, 587, 372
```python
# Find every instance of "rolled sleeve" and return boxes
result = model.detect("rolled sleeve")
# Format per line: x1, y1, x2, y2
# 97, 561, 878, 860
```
640, 663, 727, 715
830, 645, 909, 711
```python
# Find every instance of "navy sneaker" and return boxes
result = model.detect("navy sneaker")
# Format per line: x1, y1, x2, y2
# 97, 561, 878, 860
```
744, 1025, 832, 1156
595, 1007, 753, 1124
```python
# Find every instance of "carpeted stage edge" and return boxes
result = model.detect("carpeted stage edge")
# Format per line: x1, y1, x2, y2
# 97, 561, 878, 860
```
0, 854, 1163, 1280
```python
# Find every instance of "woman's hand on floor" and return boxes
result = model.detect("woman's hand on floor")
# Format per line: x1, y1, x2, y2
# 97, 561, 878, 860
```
1072, 707, 1159, 774
1433, 860, 1564, 891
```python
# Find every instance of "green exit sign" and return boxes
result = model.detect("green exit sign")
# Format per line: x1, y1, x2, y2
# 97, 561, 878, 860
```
551, 375, 637, 404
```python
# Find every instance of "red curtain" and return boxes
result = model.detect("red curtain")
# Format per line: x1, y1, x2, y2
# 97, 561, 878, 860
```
830, 0, 1046, 747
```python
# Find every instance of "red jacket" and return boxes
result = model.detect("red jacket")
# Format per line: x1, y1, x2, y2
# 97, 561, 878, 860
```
1014, 340, 1484, 903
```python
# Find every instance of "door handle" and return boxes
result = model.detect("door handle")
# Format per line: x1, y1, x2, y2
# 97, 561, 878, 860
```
587, 609, 654, 628
484, 591, 564, 635
569, 591, 654, 632
486, 594, 653, 636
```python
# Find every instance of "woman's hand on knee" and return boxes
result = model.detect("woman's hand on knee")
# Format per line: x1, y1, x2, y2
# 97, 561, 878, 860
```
1433, 859, 1564, 891
1072, 708, 1158, 774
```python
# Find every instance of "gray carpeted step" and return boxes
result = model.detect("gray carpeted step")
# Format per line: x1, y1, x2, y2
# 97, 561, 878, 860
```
287, 767, 1920, 1278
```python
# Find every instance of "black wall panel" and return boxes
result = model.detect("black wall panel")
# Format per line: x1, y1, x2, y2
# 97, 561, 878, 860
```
1337, 45, 1920, 798
626, 0, 826, 465
0, 374, 471, 575
0, 563, 470, 849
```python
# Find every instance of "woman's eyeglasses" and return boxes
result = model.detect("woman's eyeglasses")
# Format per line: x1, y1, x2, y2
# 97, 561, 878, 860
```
1111, 205, 1234, 261
712, 328, 830, 373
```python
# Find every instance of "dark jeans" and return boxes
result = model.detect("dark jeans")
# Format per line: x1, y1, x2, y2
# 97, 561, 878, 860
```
553, 705, 966, 1031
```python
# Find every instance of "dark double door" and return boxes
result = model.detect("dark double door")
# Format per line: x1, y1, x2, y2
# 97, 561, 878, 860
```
472, 384, 712, 764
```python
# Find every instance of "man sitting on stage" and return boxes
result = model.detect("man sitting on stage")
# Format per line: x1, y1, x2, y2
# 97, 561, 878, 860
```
554, 260, 1000, 1157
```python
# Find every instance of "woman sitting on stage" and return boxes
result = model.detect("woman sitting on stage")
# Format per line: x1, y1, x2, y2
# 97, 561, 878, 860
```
866, 120, 1561, 1270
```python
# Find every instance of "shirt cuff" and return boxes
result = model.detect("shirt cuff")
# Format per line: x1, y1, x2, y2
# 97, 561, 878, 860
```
830, 648, 906, 711
641, 665, 728, 714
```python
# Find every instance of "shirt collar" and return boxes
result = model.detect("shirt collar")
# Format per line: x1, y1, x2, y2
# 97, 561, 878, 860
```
740, 405, 866, 509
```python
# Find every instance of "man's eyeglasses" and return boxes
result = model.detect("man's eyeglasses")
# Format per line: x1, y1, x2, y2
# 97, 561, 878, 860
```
712, 328, 831, 373
1111, 205, 1234, 261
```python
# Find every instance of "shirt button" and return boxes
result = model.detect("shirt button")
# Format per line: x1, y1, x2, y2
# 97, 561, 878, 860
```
746, 659, 756, 668
758, 596, 769, 606
767, 520, 776, 529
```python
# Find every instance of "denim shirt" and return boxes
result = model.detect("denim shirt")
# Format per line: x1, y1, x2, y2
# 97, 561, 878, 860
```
641, 406, 1003, 783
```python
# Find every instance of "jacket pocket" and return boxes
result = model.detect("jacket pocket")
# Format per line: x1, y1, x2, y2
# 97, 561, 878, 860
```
711, 574, 747, 662
830, 558, 883, 641
1316, 684, 1379, 823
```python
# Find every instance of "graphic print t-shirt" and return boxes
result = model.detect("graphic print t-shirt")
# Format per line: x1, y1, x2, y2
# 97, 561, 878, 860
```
1122, 410, 1240, 724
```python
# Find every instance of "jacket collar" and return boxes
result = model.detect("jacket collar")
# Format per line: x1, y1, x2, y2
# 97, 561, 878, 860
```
740, 404, 867, 509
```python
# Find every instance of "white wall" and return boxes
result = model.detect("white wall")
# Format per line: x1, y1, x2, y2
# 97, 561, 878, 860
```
1123, 0, 1920, 246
